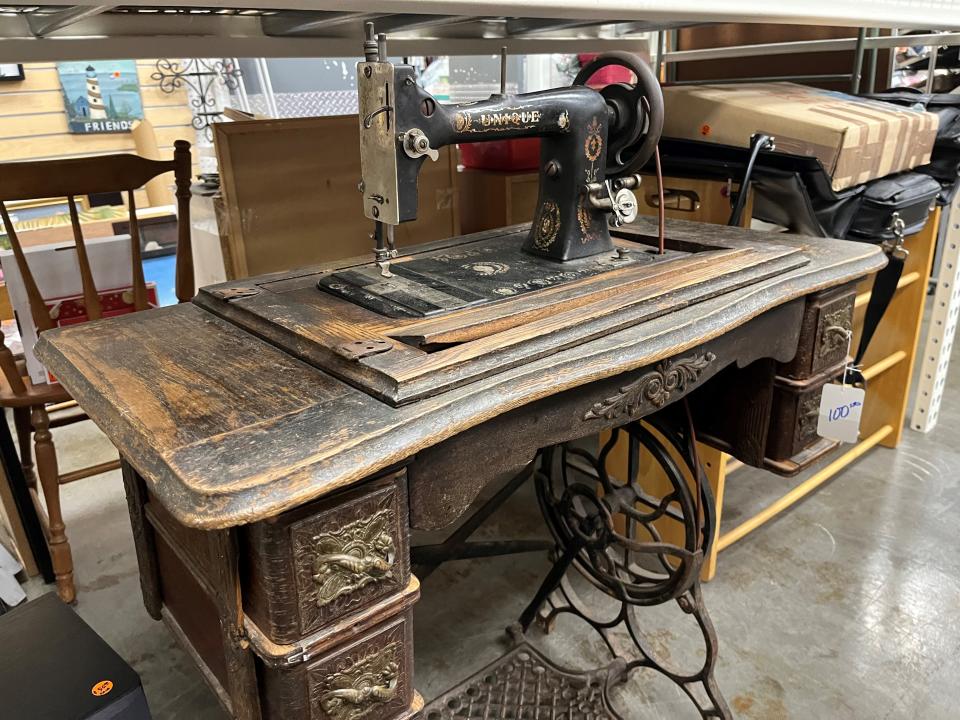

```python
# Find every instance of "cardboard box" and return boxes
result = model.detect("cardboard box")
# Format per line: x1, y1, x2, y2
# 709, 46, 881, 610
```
662, 83, 939, 191
211, 115, 459, 280
0, 235, 154, 385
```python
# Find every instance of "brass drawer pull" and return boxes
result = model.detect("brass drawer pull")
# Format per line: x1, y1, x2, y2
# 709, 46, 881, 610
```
318, 641, 401, 720
312, 508, 396, 608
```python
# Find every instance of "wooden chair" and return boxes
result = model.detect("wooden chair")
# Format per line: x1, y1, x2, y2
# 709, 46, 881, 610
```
0, 140, 194, 603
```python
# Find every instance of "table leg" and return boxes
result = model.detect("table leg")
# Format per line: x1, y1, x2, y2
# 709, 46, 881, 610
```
0, 409, 52, 583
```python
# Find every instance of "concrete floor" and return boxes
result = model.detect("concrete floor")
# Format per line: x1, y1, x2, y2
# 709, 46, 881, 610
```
18, 338, 960, 719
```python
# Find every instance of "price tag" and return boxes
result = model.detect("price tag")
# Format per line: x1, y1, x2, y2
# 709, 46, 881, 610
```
817, 382, 865, 444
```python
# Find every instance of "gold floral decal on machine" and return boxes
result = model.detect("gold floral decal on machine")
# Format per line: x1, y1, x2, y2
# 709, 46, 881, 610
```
584, 115, 603, 184
577, 196, 597, 245
318, 642, 400, 720
533, 200, 561, 250
583, 352, 717, 421
311, 508, 396, 608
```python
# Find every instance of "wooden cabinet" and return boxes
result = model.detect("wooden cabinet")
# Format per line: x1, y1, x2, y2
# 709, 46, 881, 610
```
126, 464, 421, 720
778, 286, 856, 379
457, 169, 539, 235
208, 116, 460, 281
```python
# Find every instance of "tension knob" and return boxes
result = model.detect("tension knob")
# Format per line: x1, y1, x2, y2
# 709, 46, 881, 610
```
401, 128, 438, 161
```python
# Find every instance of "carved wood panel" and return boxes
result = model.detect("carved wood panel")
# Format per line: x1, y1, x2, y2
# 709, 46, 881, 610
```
583, 351, 716, 420
290, 480, 410, 637
307, 615, 412, 720
813, 297, 854, 374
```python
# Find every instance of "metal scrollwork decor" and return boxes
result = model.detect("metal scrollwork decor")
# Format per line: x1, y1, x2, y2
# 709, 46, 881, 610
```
151, 58, 242, 141
583, 352, 716, 421
311, 508, 396, 609
519, 418, 731, 719
318, 641, 400, 720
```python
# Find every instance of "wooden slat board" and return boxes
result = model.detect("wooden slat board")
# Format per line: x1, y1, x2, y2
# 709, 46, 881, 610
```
35, 216, 885, 529
195, 222, 807, 404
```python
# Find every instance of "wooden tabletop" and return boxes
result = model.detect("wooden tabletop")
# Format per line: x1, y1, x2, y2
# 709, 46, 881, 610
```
36, 217, 884, 529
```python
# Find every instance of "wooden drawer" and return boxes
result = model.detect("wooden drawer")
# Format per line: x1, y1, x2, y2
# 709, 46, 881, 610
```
766, 358, 846, 462
780, 285, 855, 380
242, 471, 410, 644
259, 611, 415, 720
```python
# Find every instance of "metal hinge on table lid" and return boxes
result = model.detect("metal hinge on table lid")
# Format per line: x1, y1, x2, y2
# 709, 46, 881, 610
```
335, 338, 393, 361
209, 286, 262, 301
241, 618, 312, 668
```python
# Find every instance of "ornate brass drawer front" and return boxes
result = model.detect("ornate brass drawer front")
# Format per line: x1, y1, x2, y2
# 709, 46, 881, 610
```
780, 284, 856, 380
292, 481, 408, 635
243, 472, 411, 644
307, 615, 412, 720
255, 611, 416, 720
811, 295, 855, 375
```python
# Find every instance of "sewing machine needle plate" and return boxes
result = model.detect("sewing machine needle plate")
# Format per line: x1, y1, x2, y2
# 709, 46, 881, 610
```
318, 234, 677, 318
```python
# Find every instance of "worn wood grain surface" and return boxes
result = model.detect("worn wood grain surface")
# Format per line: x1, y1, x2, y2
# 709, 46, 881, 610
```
193, 221, 805, 405
35, 217, 885, 529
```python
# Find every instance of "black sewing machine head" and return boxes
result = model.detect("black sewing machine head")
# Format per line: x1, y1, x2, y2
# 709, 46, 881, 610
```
357, 25, 663, 266
317, 25, 668, 318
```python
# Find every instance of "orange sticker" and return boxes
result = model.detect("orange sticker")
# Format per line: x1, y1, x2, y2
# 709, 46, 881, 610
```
699, 124, 712, 137
91, 680, 113, 697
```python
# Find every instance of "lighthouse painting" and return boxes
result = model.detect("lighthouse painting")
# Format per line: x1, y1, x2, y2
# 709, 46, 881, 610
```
57, 60, 143, 134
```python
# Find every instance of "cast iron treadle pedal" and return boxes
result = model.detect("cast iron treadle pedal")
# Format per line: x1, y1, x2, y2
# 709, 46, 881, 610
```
422, 643, 623, 719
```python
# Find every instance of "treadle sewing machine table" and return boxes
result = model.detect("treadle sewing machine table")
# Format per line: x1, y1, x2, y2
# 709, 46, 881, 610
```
35, 215, 883, 720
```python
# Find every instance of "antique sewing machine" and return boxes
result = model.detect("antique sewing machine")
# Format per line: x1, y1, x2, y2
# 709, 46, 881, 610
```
191, 26, 814, 410
315, 24, 805, 326
353, 24, 662, 276
35, 24, 885, 720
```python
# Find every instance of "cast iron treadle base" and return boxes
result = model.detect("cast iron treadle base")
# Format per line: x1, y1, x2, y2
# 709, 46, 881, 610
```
421, 642, 624, 720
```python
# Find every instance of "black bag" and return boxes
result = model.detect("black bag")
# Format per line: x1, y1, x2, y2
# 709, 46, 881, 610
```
847, 172, 941, 241
932, 106, 960, 148
843, 171, 940, 385
653, 137, 865, 238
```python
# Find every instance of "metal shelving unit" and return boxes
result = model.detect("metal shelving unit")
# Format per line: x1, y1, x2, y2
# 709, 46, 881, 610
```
0, 2, 958, 61
912, 192, 960, 433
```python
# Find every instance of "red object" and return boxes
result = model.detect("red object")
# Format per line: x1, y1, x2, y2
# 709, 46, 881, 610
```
47, 285, 158, 327
577, 53, 636, 87
459, 138, 541, 171
43, 283, 158, 383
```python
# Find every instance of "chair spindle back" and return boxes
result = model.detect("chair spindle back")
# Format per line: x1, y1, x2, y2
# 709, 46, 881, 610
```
0, 141, 193, 345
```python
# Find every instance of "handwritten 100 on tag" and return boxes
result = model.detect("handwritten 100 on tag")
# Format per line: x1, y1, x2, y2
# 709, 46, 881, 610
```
817, 383, 865, 444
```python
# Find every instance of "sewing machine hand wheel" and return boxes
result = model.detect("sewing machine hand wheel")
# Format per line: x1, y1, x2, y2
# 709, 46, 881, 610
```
574, 52, 664, 177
